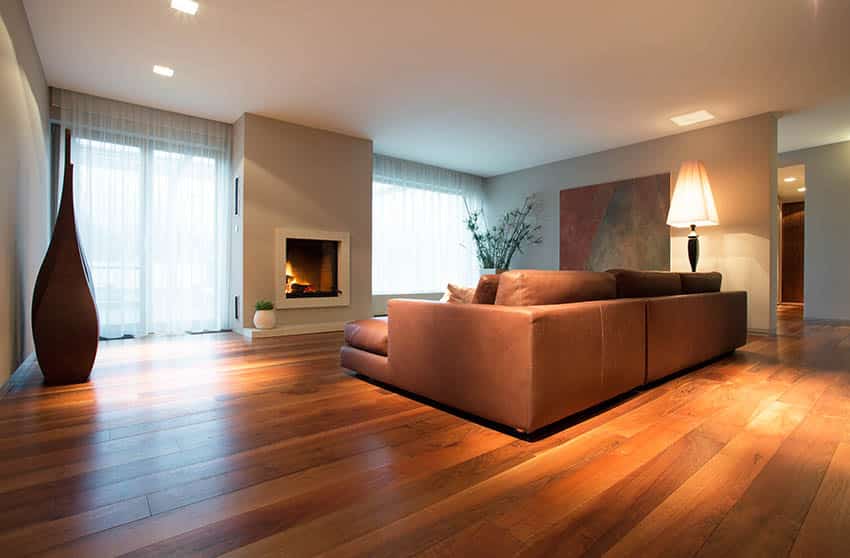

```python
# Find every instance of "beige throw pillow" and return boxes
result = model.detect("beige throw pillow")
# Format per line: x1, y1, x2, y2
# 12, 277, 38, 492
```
441, 283, 474, 304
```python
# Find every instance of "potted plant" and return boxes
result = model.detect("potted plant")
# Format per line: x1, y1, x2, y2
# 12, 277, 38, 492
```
253, 300, 276, 329
464, 194, 543, 274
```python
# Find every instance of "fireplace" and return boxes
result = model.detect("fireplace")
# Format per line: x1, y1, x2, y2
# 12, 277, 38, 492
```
275, 228, 350, 309
285, 238, 339, 298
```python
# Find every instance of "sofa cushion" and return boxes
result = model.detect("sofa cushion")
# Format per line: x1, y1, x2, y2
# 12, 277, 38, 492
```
607, 269, 682, 298
441, 283, 474, 304
494, 270, 616, 306
472, 274, 500, 304
679, 272, 722, 294
340, 345, 390, 381
344, 317, 388, 356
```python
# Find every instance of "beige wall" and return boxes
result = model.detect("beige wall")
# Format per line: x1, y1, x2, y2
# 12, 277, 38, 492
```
229, 114, 245, 331
485, 113, 778, 333
236, 113, 373, 330
0, 0, 50, 382
779, 140, 850, 321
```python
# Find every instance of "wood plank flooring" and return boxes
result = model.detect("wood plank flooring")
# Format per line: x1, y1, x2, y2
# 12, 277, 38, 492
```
1, 307, 849, 557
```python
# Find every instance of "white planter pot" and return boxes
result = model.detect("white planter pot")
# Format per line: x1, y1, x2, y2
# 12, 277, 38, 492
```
253, 309, 277, 330
480, 268, 507, 276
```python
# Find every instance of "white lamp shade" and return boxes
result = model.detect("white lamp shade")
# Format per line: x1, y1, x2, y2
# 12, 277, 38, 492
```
666, 160, 719, 228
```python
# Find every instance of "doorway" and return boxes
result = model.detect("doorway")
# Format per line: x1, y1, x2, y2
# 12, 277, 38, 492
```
778, 165, 805, 309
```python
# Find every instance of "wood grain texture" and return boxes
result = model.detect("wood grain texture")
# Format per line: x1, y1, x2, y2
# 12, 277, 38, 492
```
781, 202, 805, 303
1, 310, 849, 557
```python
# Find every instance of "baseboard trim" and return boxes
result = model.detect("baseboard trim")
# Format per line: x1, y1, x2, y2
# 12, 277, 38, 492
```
748, 328, 771, 336
804, 317, 850, 326
241, 321, 346, 339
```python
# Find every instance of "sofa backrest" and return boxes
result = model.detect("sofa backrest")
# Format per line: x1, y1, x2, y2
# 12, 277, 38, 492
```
491, 269, 723, 306
494, 269, 616, 306
606, 269, 683, 298
679, 272, 722, 294
607, 269, 723, 298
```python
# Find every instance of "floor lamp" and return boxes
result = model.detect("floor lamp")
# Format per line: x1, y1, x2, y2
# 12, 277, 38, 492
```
667, 160, 719, 272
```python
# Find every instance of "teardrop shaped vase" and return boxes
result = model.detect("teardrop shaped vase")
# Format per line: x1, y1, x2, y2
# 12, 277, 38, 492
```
31, 129, 99, 384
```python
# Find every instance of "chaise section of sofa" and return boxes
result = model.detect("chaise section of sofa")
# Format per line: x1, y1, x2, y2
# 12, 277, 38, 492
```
388, 297, 646, 433
340, 316, 390, 382
607, 269, 747, 382
645, 291, 747, 381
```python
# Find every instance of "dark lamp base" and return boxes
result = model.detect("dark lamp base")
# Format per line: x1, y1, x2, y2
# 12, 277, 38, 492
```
687, 224, 699, 272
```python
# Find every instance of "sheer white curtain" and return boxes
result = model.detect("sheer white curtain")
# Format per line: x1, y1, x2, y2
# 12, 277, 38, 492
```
372, 155, 483, 294
53, 89, 231, 339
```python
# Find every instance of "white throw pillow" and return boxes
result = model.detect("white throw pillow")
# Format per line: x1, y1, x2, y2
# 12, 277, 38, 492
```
441, 283, 474, 304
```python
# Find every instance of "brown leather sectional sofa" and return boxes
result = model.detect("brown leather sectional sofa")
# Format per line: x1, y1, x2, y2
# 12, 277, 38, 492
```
340, 269, 747, 434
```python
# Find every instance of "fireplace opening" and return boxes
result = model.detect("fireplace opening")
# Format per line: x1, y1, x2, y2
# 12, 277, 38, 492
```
285, 238, 340, 299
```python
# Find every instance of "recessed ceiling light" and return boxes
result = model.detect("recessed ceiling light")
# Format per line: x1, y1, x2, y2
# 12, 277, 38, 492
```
670, 110, 715, 127
783, 177, 797, 183
797, 187, 806, 192
153, 65, 175, 77
171, 0, 199, 15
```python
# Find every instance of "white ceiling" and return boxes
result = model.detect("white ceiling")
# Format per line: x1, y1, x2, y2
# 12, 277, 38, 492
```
23, 0, 850, 177
779, 95, 850, 154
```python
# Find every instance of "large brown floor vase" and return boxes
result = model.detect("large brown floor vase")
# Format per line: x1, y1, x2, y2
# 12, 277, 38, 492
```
31, 129, 99, 384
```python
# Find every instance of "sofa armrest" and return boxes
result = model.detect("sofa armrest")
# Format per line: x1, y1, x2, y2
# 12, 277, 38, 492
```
387, 298, 646, 432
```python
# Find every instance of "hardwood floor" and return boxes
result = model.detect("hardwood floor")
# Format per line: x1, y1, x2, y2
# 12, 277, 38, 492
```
1, 310, 849, 557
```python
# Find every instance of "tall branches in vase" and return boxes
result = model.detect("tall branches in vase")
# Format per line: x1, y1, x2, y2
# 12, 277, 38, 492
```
464, 194, 543, 271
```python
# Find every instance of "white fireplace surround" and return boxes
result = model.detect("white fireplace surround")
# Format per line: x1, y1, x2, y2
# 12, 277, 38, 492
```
274, 227, 350, 309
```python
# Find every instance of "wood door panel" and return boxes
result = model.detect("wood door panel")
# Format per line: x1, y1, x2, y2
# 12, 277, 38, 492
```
781, 202, 804, 303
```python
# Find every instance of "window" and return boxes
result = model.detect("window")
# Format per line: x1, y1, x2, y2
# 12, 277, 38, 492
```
57, 89, 231, 339
73, 139, 144, 334
372, 156, 483, 295
148, 150, 225, 332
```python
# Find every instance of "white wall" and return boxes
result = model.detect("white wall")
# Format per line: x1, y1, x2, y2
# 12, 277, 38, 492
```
485, 114, 778, 333
237, 113, 373, 330
779, 141, 850, 321
0, 0, 49, 382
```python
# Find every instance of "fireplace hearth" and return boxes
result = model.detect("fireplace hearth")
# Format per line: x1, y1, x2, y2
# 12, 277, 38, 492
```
275, 228, 350, 309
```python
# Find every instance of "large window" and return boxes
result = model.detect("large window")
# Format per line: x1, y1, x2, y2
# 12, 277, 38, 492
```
372, 156, 482, 294
73, 138, 144, 335
56, 89, 231, 339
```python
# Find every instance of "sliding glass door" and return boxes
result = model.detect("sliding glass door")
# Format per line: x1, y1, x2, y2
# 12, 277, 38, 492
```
55, 85, 233, 341
147, 148, 227, 334
73, 137, 145, 338
72, 135, 230, 339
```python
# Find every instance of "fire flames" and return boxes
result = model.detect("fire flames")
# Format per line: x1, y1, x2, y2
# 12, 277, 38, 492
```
285, 261, 316, 295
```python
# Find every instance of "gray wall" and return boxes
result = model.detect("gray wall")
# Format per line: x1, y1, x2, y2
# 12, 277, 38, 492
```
486, 113, 778, 333
0, 0, 50, 382
779, 141, 850, 321
238, 113, 373, 329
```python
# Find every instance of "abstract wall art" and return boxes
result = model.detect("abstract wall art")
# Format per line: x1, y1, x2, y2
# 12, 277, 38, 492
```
559, 173, 670, 271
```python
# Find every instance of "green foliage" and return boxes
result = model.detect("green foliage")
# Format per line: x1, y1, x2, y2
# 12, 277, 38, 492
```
464, 195, 543, 270
255, 300, 274, 311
